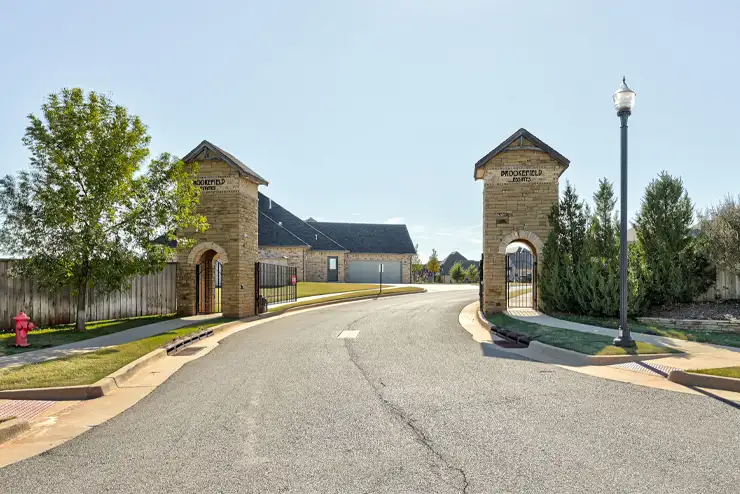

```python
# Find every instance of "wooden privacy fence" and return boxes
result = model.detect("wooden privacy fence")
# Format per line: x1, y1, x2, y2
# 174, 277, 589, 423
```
0, 260, 178, 330
696, 269, 740, 302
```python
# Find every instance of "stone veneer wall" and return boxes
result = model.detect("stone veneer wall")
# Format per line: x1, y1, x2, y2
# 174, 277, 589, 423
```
306, 251, 346, 282
636, 317, 740, 333
259, 246, 308, 281
345, 253, 412, 283
177, 158, 259, 318
480, 145, 563, 314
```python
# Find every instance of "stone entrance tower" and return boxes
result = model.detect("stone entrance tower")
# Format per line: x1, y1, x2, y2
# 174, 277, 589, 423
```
176, 140, 268, 318
474, 129, 569, 314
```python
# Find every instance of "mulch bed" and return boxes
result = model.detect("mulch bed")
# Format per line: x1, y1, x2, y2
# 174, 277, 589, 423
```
646, 300, 740, 321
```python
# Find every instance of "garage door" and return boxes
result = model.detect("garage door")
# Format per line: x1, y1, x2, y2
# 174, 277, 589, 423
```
347, 260, 402, 283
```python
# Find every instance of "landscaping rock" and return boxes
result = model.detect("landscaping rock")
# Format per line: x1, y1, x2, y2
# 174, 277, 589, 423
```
646, 300, 740, 321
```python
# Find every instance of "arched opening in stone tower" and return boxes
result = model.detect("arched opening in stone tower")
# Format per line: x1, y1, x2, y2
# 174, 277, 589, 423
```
505, 240, 537, 309
195, 248, 223, 314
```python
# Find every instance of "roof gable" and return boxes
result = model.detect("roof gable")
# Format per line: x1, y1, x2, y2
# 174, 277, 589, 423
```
256, 194, 416, 254
312, 222, 416, 254
258, 193, 346, 250
258, 212, 310, 248
507, 248, 533, 268
440, 251, 469, 274
183, 140, 269, 185
474, 128, 570, 180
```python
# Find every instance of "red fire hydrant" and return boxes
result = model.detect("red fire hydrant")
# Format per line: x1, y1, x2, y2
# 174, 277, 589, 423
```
13, 312, 35, 348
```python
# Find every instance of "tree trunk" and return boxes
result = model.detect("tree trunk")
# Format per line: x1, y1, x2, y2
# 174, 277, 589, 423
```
75, 279, 87, 331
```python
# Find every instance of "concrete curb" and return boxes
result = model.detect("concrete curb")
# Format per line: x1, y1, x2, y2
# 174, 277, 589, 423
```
477, 309, 678, 366
0, 380, 114, 401
0, 314, 249, 401
0, 349, 168, 401
0, 418, 30, 445
476, 310, 532, 345
107, 349, 167, 387
668, 370, 740, 392
527, 341, 677, 365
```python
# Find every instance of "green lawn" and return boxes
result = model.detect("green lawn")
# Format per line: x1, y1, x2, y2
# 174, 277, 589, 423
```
296, 282, 392, 298
258, 282, 392, 302
550, 312, 740, 348
269, 286, 425, 312
688, 366, 740, 379
487, 313, 679, 356
223, 283, 394, 304
0, 318, 231, 391
508, 287, 532, 299
0, 314, 178, 357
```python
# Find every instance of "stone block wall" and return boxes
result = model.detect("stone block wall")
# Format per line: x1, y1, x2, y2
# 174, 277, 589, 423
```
234, 177, 259, 318
176, 255, 196, 316
636, 317, 740, 333
306, 251, 346, 282
259, 246, 308, 281
481, 148, 563, 314
176, 157, 260, 318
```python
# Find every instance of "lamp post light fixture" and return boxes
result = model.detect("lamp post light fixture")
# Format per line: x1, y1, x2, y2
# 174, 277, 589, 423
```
613, 77, 637, 348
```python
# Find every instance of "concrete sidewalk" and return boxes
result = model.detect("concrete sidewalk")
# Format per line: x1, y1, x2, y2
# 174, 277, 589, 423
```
461, 303, 740, 402
507, 309, 740, 370
0, 314, 220, 370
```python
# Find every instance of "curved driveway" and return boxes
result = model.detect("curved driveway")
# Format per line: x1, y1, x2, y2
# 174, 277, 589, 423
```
1, 290, 739, 493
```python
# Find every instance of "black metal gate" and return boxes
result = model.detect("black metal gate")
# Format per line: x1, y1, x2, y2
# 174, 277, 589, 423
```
505, 249, 537, 308
255, 262, 297, 312
196, 261, 222, 314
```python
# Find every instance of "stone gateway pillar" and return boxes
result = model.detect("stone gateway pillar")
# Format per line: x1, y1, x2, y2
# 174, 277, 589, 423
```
474, 129, 569, 314
176, 140, 269, 318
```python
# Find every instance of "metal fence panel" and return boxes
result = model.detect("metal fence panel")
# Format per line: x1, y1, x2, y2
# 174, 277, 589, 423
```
255, 262, 297, 310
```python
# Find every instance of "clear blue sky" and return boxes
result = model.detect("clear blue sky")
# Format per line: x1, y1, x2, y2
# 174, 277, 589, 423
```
2, 1, 738, 262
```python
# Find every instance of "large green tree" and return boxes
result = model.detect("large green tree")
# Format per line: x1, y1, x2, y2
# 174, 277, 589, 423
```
634, 171, 713, 306
699, 195, 740, 276
576, 179, 621, 316
410, 243, 424, 282
539, 179, 648, 317
449, 261, 465, 283
464, 264, 479, 283
559, 181, 591, 269
0, 88, 207, 330
539, 182, 590, 313
427, 249, 441, 282
590, 178, 618, 258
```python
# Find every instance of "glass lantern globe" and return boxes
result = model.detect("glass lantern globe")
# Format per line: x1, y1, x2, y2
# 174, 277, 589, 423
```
613, 77, 636, 113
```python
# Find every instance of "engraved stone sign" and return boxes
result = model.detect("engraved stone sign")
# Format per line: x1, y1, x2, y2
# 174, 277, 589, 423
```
193, 176, 239, 193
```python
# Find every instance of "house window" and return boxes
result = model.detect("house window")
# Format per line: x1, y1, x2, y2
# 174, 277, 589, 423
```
329, 258, 337, 270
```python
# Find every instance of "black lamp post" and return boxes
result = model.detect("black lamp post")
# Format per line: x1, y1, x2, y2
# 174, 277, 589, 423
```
613, 77, 637, 347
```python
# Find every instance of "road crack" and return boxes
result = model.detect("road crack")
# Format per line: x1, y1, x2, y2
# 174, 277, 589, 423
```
345, 340, 470, 493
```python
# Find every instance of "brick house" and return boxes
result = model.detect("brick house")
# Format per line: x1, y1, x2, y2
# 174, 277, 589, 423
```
439, 251, 479, 283
258, 193, 416, 283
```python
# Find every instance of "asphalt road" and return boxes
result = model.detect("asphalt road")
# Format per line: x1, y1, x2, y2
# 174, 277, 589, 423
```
2, 290, 739, 493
